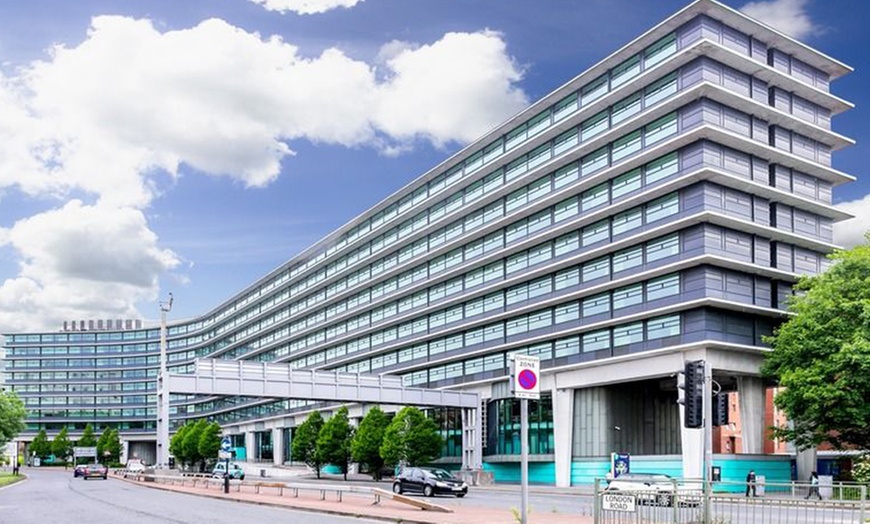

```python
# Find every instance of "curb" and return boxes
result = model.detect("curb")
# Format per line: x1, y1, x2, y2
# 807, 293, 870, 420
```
110, 474, 448, 524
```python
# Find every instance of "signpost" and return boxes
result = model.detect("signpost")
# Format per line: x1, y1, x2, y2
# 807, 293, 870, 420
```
220, 437, 232, 494
510, 354, 540, 524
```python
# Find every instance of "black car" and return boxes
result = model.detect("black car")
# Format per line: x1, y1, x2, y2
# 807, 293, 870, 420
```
392, 467, 468, 498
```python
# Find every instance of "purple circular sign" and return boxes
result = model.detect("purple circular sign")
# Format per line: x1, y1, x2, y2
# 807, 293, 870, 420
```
518, 369, 537, 390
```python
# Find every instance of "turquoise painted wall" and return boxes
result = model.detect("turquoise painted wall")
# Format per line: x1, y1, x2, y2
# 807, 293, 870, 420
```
483, 462, 555, 484
483, 455, 794, 487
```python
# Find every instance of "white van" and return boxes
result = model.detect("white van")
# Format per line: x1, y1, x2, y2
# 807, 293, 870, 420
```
212, 462, 245, 480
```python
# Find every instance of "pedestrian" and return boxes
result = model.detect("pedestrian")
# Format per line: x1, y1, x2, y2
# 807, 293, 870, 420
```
745, 469, 757, 497
805, 471, 821, 500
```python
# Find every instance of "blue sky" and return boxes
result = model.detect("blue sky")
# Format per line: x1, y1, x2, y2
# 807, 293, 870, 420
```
0, 0, 867, 331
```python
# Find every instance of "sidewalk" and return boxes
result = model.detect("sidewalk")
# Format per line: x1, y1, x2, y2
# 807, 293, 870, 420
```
112, 472, 594, 524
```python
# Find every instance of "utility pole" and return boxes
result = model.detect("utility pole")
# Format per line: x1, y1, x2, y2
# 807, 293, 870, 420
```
156, 293, 173, 469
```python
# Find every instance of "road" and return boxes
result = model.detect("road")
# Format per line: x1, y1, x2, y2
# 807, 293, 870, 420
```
0, 468, 383, 524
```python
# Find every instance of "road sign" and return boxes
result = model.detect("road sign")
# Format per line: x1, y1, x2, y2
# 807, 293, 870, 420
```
220, 437, 232, 452
511, 354, 540, 400
73, 446, 97, 458
602, 493, 637, 512
218, 450, 232, 460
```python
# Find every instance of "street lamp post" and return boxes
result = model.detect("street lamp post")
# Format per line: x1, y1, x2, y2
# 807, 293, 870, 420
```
156, 293, 173, 470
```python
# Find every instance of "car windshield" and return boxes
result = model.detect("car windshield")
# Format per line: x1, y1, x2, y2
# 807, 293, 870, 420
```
423, 469, 454, 479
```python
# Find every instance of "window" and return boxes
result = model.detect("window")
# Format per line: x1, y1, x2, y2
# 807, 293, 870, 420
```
583, 293, 611, 317
554, 231, 580, 256
613, 322, 644, 346
645, 152, 679, 184
645, 113, 678, 145
554, 93, 579, 121
581, 184, 609, 211
554, 163, 580, 189
613, 283, 643, 309
647, 273, 680, 301
555, 266, 580, 290
647, 315, 681, 339
582, 75, 608, 105
581, 147, 609, 176
611, 131, 642, 163
527, 110, 551, 138
612, 169, 642, 199
581, 111, 609, 141
646, 234, 680, 262
644, 33, 676, 69
555, 336, 580, 357
582, 220, 609, 246
643, 73, 678, 107
611, 93, 642, 126
506, 124, 527, 151
555, 197, 579, 223
645, 193, 679, 223
528, 309, 552, 331
612, 208, 643, 236
613, 247, 643, 273
555, 302, 580, 324
554, 128, 579, 156
611, 55, 641, 89
583, 330, 610, 352
583, 257, 610, 282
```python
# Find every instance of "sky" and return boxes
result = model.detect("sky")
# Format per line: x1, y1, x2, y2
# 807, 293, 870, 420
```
0, 0, 868, 332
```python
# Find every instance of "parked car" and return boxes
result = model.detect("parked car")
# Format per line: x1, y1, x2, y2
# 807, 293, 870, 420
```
73, 464, 87, 478
126, 459, 147, 472
392, 467, 468, 498
603, 473, 699, 507
212, 462, 245, 480
82, 463, 108, 480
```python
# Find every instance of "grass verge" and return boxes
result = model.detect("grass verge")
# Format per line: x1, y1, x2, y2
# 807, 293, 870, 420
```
0, 472, 25, 488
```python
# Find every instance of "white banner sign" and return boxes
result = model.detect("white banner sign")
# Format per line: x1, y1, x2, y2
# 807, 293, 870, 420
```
602, 493, 637, 512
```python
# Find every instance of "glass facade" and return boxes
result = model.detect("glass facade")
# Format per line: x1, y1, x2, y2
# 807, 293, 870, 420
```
1, 1, 852, 471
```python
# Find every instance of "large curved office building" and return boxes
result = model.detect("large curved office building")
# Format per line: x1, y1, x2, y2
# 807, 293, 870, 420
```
2, 0, 853, 486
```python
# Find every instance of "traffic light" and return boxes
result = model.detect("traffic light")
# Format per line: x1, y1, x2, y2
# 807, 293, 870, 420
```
680, 360, 705, 429
712, 391, 729, 427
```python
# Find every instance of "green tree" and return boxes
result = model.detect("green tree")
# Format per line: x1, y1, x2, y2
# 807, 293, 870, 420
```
0, 389, 26, 449
170, 423, 190, 468
78, 424, 97, 447
198, 421, 222, 460
351, 406, 389, 480
101, 428, 122, 464
291, 411, 324, 479
380, 407, 443, 468
763, 235, 870, 450
30, 429, 51, 461
52, 427, 73, 462
183, 419, 208, 471
316, 406, 354, 481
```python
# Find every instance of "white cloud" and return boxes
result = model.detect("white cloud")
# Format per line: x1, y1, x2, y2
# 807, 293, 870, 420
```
740, 0, 819, 40
248, 0, 363, 15
834, 194, 870, 248
0, 201, 181, 332
0, 16, 528, 330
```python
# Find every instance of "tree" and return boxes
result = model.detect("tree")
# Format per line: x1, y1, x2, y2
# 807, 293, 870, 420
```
198, 421, 222, 461
78, 424, 97, 447
292, 411, 324, 478
0, 390, 26, 449
30, 429, 51, 461
170, 424, 190, 468
317, 406, 354, 481
380, 407, 443, 468
763, 235, 870, 450
352, 406, 389, 480
182, 420, 208, 471
52, 428, 73, 462
99, 428, 122, 465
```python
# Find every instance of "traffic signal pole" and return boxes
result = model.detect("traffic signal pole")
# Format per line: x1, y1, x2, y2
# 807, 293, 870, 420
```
704, 360, 713, 523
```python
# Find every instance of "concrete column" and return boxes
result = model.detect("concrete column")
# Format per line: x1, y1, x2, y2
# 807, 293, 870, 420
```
680, 416, 704, 479
272, 428, 283, 466
121, 440, 129, 464
796, 447, 817, 481
552, 387, 574, 488
737, 376, 765, 454
245, 432, 256, 462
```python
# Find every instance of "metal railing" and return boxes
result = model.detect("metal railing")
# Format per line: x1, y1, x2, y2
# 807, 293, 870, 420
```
594, 478, 868, 524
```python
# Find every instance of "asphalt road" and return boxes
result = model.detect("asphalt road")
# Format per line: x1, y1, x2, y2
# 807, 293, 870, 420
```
0, 468, 383, 524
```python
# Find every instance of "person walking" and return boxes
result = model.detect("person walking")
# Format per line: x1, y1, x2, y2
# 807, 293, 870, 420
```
805, 471, 822, 500
745, 470, 757, 497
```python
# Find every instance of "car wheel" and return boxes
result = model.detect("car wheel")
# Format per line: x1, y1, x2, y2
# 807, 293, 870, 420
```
456, 493, 466, 498
102, 475, 107, 480
392, 482, 403, 495
657, 493, 672, 507
423, 485, 434, 497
